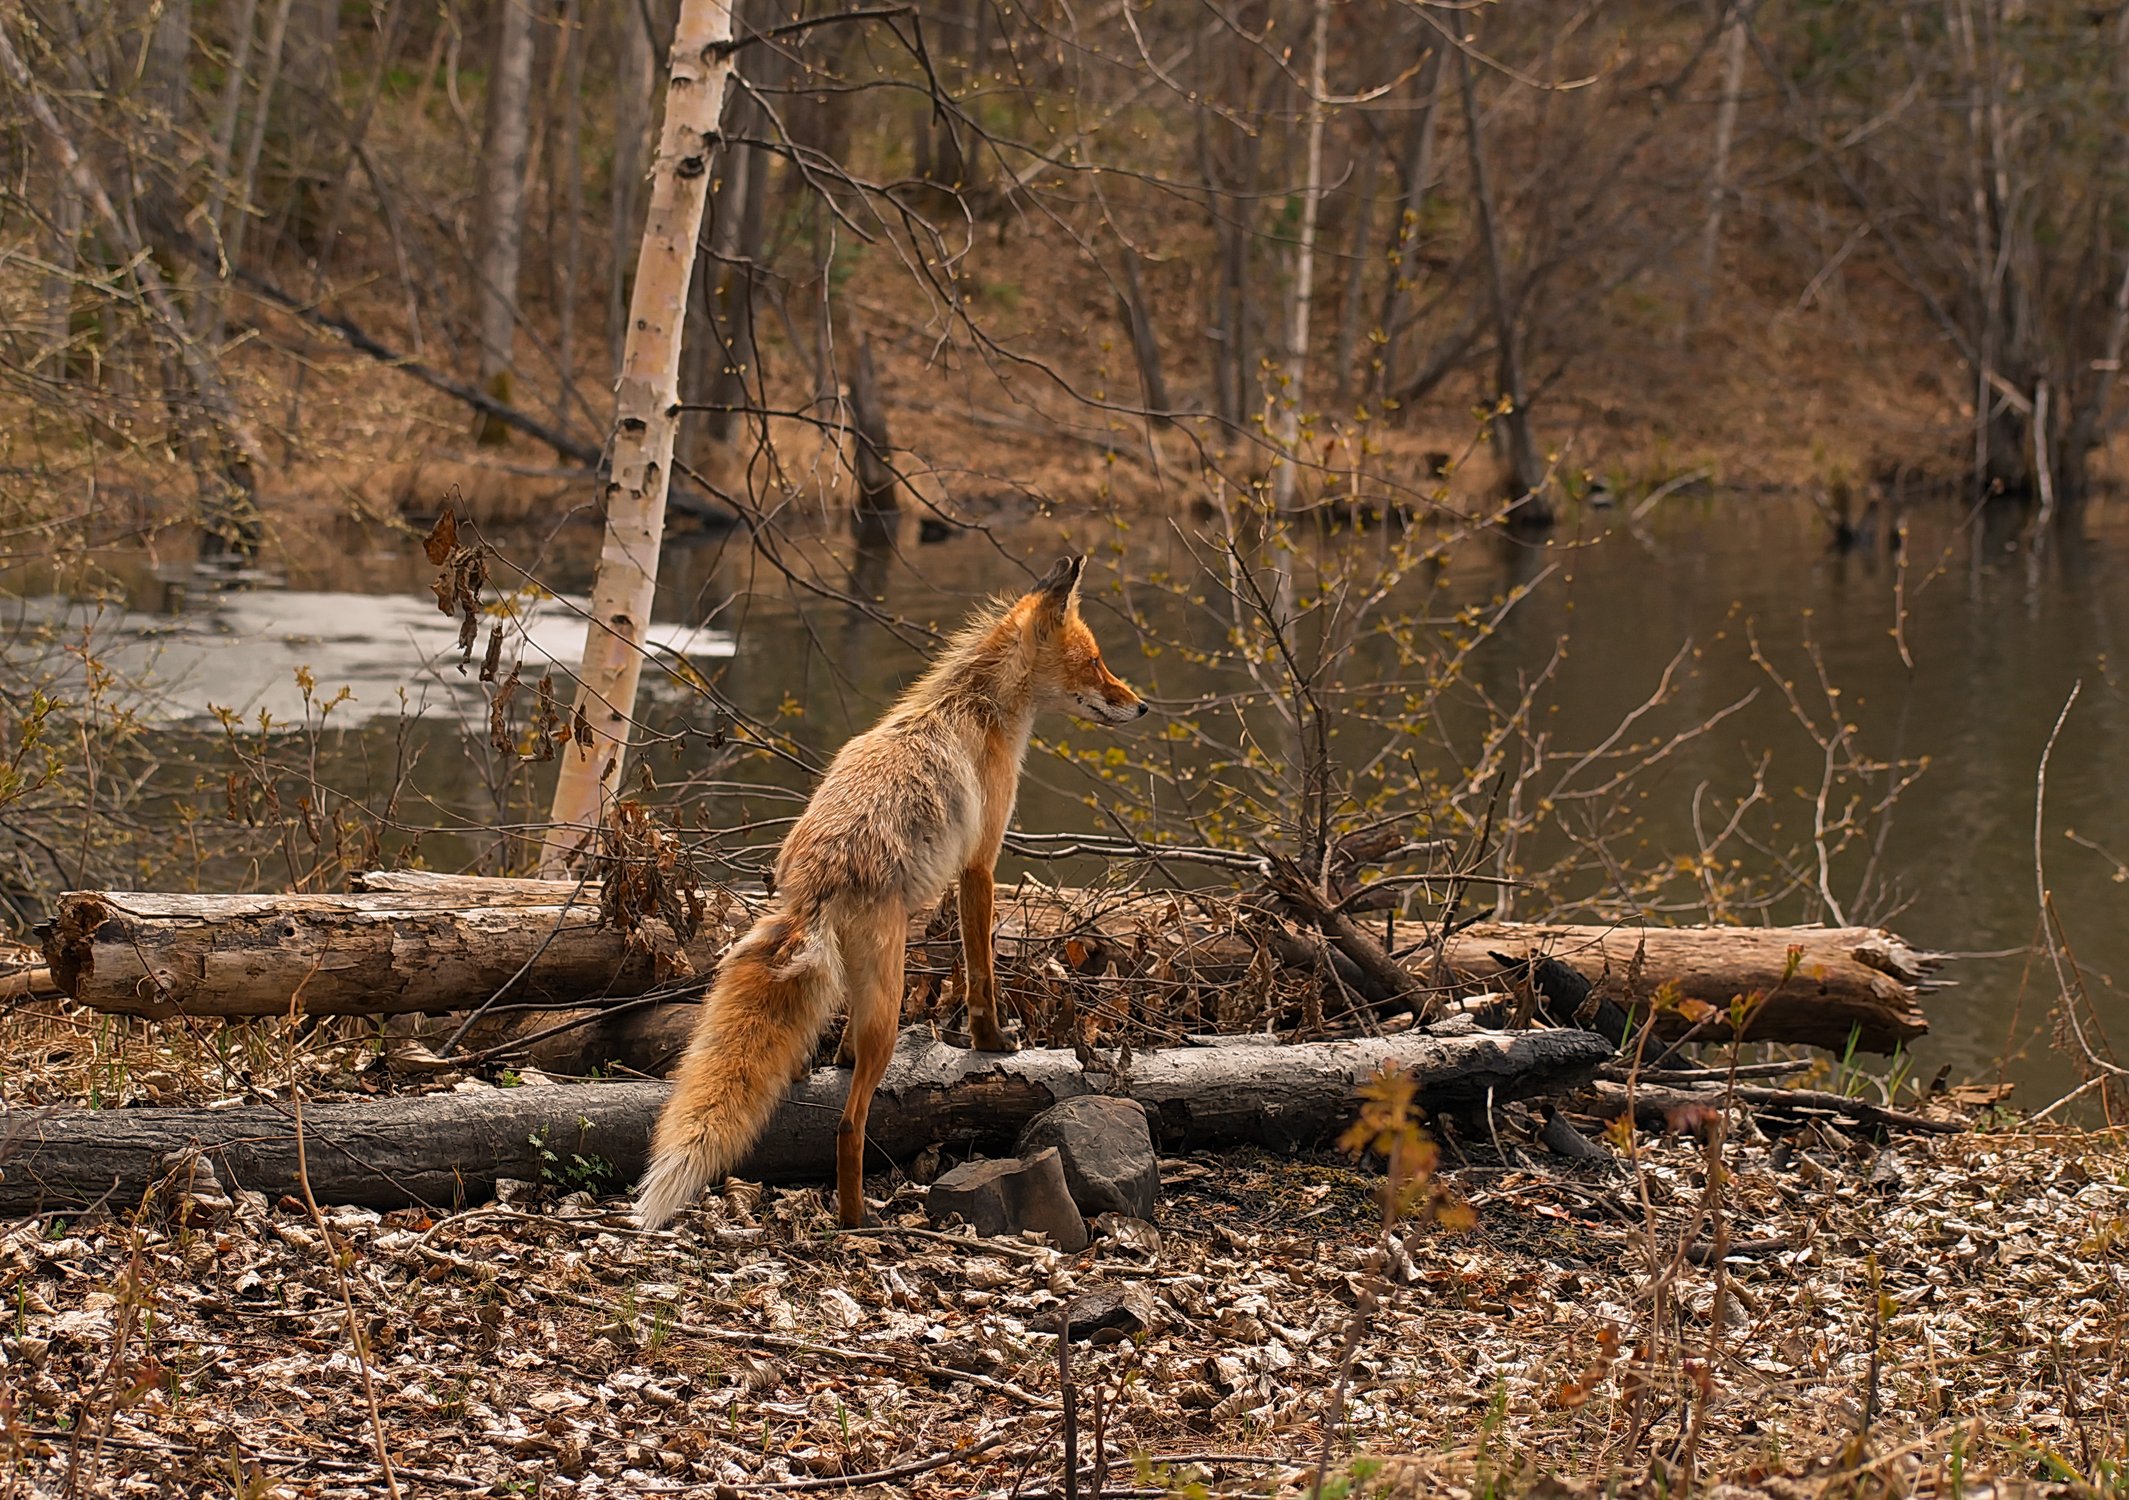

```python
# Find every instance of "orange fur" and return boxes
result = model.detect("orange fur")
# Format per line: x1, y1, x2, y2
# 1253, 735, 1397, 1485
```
634, 556, 1145, 1229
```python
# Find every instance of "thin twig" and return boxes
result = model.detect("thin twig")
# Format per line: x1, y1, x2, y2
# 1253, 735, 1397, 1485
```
2032, 681, 2125, 1085
288, 962, 402, 1500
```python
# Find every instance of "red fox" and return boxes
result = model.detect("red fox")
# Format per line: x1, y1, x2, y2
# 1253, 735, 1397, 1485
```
635, 556, 1147, 1229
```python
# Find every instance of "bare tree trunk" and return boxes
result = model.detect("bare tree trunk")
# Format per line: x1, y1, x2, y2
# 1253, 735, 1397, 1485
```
1117, 248, 1170, 420
2030, 377, 2055, 533
2060, 254, 2129, 497
1330, 128, 1378, 405
680, 250, 718, 472
281, 0, 411, 453
1952, 0, 2003, 498
40, 178, 81, 375
556, 0, 588, 417
1375, 41, 1443, 401
134, 0, 204, 463
473, 0, 538, 445
849, 332, 899, 538
143, 0, 191, 166
540, 0, 739, 873
276, 0, 344, 250
1211, 199, 1248, 427
701, 16, 776, 447
686, 46, 767, 461
707, 162, 769, 445
609, 0, 657, 376
678, 161, 757, 470
1455, 41, 1549, 528
1691, 2, 1748, 335
1195, 35, 1252, 431
192, 0, 260, 344
212, 0, 296, 343
1269, 0, 1330, 514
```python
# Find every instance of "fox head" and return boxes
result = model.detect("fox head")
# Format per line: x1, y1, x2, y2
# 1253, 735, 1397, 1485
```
1018, 555, 1148, 725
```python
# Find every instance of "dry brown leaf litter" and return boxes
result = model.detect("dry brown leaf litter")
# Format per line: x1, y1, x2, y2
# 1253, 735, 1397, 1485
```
2, 1122, 2124, 1500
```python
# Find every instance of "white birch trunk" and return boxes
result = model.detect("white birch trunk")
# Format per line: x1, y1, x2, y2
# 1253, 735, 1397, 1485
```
1269, 0, 1329, 514
474, 0, 538, 442
540, 0, 736, 873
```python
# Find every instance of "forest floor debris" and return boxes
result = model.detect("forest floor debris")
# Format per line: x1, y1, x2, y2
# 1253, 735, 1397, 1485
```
4, 1118, 2123, 1498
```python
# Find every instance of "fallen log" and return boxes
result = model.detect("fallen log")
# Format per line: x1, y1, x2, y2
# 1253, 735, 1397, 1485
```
1582, 1078, 1967, 1136
971, 891, 1936, 1053
0, 1028, 1611, 1214
42, 875, 1936, 1053
1, 939, 58, 1003
40, 882, 746, 1020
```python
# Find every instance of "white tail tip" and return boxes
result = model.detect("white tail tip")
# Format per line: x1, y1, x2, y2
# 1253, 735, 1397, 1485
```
633, 1151, 709, 1230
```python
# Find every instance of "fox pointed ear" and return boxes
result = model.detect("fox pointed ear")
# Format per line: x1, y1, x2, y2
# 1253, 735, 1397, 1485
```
1029, 555, 1086, 621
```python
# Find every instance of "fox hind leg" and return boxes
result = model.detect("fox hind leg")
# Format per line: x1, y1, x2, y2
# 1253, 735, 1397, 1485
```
834, 904, 906, 1228
957, 866, 1016, 1052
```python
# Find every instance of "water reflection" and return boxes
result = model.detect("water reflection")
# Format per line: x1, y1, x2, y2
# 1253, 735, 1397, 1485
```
2, 494, 2121, 1102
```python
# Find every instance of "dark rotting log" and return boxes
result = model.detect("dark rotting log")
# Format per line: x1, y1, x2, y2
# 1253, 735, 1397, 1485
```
0, 1028, 1615, 1214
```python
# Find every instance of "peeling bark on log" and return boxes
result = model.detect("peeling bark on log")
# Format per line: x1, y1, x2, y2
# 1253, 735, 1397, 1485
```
1449, 922, 1934, 1053
41, 885, 746, 1020
0, 1029, 1611, 1214
44, 876, 1935, 1053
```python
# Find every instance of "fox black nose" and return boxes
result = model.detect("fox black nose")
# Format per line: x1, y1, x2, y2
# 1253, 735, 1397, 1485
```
1133, 702, 1150, 718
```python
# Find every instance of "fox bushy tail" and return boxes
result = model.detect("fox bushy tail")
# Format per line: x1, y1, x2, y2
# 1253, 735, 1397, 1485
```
633, 903, 842, 1228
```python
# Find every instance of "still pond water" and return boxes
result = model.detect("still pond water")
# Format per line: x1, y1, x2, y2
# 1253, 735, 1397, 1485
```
7, 492, 2125, 1106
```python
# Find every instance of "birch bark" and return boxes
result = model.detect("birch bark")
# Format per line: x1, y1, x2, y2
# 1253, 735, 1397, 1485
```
541, 0, 737, 873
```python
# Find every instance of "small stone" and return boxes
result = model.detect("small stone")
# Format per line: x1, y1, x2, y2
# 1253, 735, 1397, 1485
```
926, 1148, 1088, 1252
1016, 1096, 1159, 1221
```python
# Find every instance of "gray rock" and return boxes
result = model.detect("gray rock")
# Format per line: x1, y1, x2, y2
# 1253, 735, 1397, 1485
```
1015, 1095, 1159, 1221
1539, 1107, 1613, 1164
926, 1148, 1089, 1251
1054, 1283, 1157, 1343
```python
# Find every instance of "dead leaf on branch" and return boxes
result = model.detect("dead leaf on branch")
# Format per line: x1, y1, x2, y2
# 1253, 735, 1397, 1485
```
420, 502, 491, 670
597, 799, 707, 948
421, 505, 459, 565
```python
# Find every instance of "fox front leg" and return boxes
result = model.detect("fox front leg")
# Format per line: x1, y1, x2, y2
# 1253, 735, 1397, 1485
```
957, 865, 1016, 1052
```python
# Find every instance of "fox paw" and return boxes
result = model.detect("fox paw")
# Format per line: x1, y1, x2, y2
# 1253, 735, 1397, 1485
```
834, 1197, 884, 1230
968, 1017, 1019, 1054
